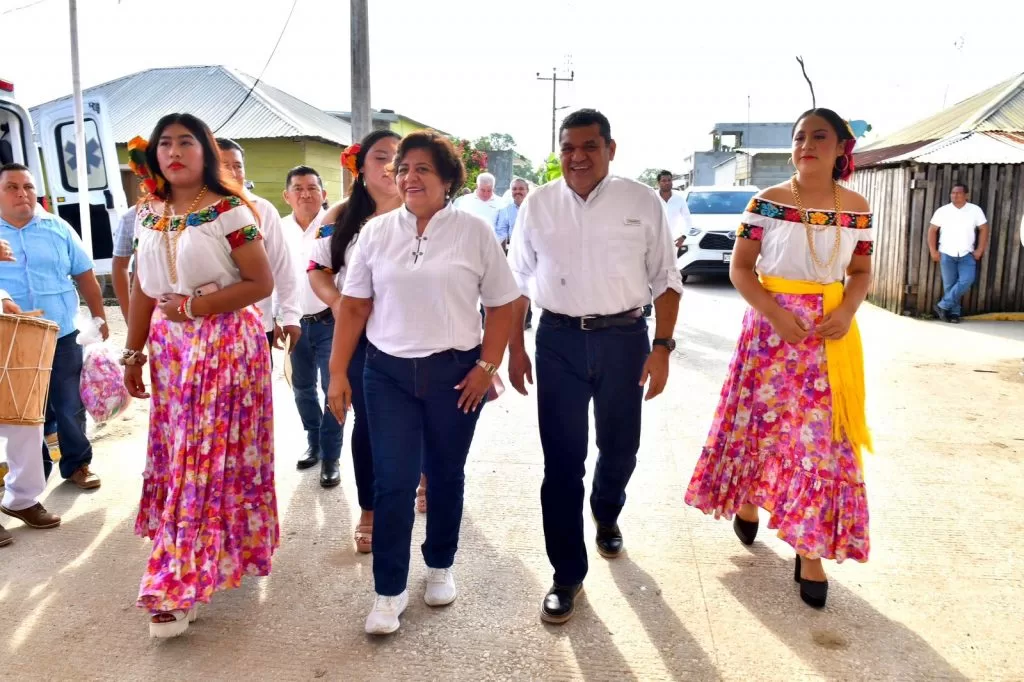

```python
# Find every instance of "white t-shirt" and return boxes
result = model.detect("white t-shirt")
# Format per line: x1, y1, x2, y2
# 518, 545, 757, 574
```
507, 175, 683, 317
661, 190, 694, 236
930, 202, 987, 257
342, 204, 521, 358
134, 197, 262, 297
250, 194, 300, 331
454, 192, 503, 225
738, 197, 874, 284
281, 208, 329, 317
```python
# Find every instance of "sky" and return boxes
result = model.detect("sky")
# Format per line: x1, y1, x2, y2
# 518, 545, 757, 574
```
2, 0, 1022, 178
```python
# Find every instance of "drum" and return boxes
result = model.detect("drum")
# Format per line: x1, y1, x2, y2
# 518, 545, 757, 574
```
0, 314, 59, 425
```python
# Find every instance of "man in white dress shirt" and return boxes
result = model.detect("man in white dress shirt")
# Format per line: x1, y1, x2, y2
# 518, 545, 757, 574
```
217, 139, 301, 351
927, 182, 989, 323
507, 109, 683, 624
281, 166, 342, 488
454, 172, 503, 224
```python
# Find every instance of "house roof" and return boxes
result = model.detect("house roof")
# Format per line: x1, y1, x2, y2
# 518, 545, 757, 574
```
857, 72, 1024, 166
327, 109, 450, 136
30, 65, 352, 147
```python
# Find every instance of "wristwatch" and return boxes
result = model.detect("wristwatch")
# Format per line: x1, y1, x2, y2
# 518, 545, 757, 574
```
652, 338, 676, 352
476, 359, 498, 376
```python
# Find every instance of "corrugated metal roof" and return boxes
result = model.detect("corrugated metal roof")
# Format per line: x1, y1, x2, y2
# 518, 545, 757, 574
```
858, 72, 1024, 166
29, 65, 351, 146
882, 131, 1024, 165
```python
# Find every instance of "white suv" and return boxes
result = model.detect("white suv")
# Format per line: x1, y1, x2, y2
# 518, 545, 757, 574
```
675, 186, 758, 281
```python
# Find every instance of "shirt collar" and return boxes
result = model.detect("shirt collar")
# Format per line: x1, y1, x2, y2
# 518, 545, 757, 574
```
399, 201, 454, 228
0, 213, 39, 230
287, 207, 326, 231
562, 174, 612, 206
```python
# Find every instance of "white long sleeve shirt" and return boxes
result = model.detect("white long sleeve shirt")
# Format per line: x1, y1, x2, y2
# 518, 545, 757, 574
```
282, 207, 330, 317
507, 175, 683, 317
250, 194, 301, 331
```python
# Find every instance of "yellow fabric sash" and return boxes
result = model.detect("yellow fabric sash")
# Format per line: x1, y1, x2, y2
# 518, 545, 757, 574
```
760, 276, 873, 467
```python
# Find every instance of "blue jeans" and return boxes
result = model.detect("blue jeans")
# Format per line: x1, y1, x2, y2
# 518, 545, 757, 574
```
39, 332, 93, 480
938, 253, 977, 316
348, 335, 374, 510
364, 343, 484, 596
290, 312, 342, 461
535, 314, 650, 586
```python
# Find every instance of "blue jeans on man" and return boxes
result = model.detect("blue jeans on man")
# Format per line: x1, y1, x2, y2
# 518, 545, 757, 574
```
937, 253, 977, 317
363, 344, 484, 596
39, 332, 93, 480
534, 314, 650, 587
290, 311, 342, 462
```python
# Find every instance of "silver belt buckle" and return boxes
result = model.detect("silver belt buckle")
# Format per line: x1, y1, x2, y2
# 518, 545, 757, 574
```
580, 315, 597, 331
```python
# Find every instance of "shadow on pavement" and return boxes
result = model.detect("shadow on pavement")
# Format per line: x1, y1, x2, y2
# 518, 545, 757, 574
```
719, 546, 969, 680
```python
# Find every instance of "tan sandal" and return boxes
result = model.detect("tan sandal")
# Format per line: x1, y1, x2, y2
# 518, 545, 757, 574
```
355, 524, 372, 554
415, 486, 427, 514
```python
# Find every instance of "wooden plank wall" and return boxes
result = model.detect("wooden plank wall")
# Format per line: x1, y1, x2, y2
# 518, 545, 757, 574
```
852, 163, 1024, 315
906, 163, 1024, 316
846, 166, 909, 313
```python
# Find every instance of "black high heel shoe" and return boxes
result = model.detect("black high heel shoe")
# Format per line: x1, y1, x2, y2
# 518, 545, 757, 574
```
794, 555, 828, 609
733, 515, 758, 546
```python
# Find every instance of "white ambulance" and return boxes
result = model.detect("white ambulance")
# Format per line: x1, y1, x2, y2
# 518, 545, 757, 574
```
0, 76, 126, 269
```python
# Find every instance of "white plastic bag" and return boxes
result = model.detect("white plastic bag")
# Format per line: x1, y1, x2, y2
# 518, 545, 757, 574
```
76, 313, 130, 423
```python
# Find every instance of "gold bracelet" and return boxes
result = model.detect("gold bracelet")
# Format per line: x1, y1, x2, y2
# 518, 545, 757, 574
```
476, 359, 498, 376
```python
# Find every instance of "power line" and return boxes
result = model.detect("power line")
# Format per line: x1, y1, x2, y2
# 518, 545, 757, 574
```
1, 0, 48, 16
213, 0, 300, 134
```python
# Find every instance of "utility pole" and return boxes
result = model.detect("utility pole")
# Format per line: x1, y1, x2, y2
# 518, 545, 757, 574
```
69, 0, 92, 258
536, 67, 574, 154
350, 0, 371, 146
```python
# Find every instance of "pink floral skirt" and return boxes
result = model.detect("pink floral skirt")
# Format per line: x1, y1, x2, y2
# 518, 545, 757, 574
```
135, 306, 278, 612
685, 293, 869, 562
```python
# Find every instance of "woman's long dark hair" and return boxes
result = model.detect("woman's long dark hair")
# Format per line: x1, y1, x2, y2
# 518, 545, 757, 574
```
793, 108, 857, 181
330, 129, 401, 271
145, 113, 251, 211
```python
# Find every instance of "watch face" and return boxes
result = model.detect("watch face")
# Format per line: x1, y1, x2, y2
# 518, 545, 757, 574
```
655, 338, 676, 351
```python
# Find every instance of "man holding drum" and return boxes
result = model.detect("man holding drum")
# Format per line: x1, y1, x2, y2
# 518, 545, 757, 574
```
0, 163, 105, 491
0, 237, 61, 547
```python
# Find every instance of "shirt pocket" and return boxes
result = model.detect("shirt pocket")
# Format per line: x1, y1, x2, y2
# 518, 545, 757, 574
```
604, 222, 646, 277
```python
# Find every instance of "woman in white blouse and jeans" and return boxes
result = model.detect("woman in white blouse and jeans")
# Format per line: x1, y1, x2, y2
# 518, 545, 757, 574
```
326, 130, 520, 635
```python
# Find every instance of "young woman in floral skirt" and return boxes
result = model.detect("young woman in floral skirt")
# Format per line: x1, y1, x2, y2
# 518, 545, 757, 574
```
122, 113, 277, 637
685, 108, 873, 609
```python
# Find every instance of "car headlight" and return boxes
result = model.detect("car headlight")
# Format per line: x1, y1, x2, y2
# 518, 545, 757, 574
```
687, 226, 701, 237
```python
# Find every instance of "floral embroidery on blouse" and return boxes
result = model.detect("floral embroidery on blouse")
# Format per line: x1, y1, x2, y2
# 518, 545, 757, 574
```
315, 222, 335, 239
307, 260, 334, 274
853, 240, 874, 256
225, 224, 262, 249
737, 224, 765, 241
141, 196, 244, 232
744, 197, 873, 230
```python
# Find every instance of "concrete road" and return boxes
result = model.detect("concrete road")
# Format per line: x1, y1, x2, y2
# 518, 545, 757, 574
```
2, 280, 1022, 681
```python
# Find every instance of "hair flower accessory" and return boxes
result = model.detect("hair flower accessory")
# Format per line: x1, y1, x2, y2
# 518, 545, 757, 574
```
341, 143, 361, 178
127, 136, 165, 197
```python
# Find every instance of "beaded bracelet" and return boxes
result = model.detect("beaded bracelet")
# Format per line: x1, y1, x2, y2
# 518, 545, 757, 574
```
185, 296, 196, 320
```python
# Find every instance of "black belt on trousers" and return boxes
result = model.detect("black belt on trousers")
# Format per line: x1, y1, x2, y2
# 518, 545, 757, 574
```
301, 308, 333, 323
540, 308, 642, 331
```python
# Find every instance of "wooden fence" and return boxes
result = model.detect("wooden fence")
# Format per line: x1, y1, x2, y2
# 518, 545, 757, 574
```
847, 163, 1024, 316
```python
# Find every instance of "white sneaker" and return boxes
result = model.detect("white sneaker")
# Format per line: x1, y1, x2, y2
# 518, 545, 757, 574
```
364, 591, 408, 635
424, 567, 457, 606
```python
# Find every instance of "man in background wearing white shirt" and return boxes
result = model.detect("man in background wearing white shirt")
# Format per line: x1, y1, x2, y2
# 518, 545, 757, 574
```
657, 169, 693, 237
281, 166, 342, 488
454, 172, 503, 223
217, 139, 302, 351
928, 183, 989, 323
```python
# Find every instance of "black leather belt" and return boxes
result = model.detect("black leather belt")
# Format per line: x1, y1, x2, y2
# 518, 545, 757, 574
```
541, 308, 642, 331
301, 308, 333, 323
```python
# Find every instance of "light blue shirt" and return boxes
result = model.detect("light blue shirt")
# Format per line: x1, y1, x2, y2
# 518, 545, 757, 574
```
112, 206, 137, 258
0, 212, 94, 337
494, 202, 519, 243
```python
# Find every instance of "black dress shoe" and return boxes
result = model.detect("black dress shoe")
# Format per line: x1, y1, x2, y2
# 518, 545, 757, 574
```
297, 446, 320, 470
794, 555, 828, 609
320, 459, 341, 488
733, 515, 759, 546
541, 583, 583, 624
595, 521, 624, 558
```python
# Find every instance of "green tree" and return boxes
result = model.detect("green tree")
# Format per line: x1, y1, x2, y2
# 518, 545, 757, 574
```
513, 154, 540, 184
636, 168, 664, 188
473, 132, 517, 151
536, 154, 562, 184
